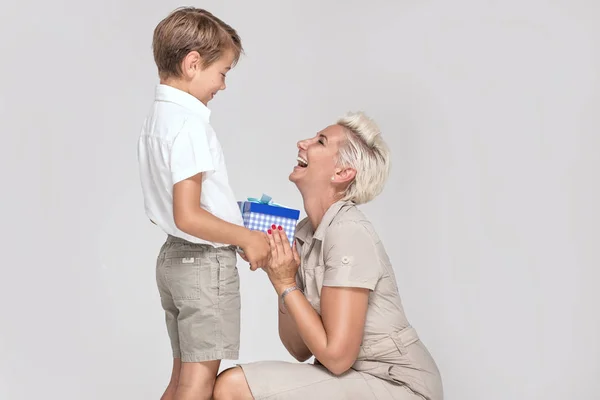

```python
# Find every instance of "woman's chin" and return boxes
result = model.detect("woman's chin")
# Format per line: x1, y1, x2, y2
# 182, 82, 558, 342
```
289, 167, 305, 183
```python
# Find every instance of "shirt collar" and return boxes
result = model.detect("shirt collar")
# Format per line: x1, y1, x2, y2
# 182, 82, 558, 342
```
155, 84, 211, 122
295, 199, 354, 244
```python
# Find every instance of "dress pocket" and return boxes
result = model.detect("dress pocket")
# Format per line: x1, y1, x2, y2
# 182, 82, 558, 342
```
302, 264, 325, 313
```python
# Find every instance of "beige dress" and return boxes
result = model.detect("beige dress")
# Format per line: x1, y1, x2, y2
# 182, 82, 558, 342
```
239, 200, 443, 400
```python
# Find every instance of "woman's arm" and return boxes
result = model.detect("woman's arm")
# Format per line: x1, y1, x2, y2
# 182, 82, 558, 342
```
278, 300, 313, 362
267, 229, 370, 375
278, 284, 369, 375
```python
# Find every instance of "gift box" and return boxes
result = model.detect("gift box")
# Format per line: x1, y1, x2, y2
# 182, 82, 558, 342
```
238, 194, 300, 245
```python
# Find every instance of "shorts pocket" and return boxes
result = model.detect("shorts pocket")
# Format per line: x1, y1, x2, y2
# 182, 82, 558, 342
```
164, 257, 203, 300
218, 264, 240, 296
216, 250, 240, 310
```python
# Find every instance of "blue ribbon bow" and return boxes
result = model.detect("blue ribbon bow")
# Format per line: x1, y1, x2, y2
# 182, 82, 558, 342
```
246, 194, 282, 207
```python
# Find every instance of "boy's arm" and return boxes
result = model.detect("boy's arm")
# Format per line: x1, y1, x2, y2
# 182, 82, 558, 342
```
173, 173, 269, 266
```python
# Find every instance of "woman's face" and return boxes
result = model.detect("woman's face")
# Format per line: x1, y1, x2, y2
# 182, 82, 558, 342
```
289, 124, 348, 191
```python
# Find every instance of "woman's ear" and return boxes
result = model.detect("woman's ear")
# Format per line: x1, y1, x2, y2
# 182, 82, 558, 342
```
332, 167, 356, 184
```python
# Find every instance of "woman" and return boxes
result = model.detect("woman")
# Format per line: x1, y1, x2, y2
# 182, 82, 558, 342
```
213, 112, 443, 400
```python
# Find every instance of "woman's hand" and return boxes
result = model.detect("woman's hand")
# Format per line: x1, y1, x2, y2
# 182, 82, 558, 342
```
264, 224, 300, 295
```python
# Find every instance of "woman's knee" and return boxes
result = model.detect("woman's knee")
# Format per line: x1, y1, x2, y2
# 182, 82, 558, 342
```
213, 366, 253, 400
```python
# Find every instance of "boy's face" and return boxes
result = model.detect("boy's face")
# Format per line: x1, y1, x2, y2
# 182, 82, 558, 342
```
189, 49, 235, 105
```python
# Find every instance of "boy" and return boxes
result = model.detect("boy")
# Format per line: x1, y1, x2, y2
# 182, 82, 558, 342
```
137, 7, 270, 400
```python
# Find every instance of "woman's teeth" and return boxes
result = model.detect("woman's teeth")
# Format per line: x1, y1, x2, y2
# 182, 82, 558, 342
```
297, 156, 308, 167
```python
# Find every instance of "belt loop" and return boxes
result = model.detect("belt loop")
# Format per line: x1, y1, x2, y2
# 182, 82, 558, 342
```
401, 327, 419, 346
390, 333, 408, 356
391, 326, 419, 355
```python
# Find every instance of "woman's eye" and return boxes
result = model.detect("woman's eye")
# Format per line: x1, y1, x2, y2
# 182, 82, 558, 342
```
318, 139, 325, 145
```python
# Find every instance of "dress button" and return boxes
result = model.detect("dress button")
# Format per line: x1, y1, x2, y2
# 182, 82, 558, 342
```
341, 256, 350, 264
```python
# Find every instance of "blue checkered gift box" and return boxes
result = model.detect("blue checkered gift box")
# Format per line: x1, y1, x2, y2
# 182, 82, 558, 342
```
237, 194, 300, 245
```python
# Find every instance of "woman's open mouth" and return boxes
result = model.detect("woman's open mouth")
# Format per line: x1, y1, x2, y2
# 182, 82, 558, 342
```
296, 156, 308, 168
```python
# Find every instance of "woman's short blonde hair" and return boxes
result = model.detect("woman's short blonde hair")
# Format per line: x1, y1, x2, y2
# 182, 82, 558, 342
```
336, 112, 391, 204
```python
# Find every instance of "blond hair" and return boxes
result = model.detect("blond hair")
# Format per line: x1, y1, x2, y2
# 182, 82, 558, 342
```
336, 112, 391, 204
152, 7, 243, 79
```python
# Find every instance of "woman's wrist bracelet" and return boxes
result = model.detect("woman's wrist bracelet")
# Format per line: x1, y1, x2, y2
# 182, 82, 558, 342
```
280, 285, 303, 306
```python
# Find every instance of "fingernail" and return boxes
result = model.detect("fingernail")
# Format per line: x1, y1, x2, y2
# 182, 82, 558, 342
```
278, 226, 282, 230
271, 224, 276, 229
268, 229, 272, 234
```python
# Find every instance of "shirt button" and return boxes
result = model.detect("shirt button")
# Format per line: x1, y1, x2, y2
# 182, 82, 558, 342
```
342, 256, 350, 264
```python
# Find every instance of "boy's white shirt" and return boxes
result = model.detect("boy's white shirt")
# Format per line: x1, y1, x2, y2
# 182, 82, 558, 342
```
137, 84, 244, 246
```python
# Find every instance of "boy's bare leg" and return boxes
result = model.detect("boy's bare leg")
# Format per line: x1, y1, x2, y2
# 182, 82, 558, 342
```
161, 358, 182, 400
174, 360, 221, 400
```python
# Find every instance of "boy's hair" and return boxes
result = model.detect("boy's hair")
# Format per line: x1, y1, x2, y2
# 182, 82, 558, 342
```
152, 7, 243, 79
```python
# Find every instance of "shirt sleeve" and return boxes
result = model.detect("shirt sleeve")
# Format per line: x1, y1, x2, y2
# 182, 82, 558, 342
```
323, 221, 381, 290
170, 121, 215, 184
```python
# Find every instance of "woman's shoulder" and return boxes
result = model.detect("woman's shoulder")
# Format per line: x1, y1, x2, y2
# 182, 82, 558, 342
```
330, 203, 377, 237
324, 208, 382, 252
335, 202, 370, 223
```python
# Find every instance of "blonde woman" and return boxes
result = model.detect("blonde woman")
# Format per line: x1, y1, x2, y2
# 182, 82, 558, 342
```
214, 112, 443, 400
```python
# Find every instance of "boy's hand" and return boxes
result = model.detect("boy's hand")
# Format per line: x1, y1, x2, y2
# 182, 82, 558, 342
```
238, 250, 249, 263
241, 230, 270, 270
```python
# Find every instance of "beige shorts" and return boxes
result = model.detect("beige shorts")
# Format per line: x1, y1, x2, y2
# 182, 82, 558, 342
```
156, 235, 240, 362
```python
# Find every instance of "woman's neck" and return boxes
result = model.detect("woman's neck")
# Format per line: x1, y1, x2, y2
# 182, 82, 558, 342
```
302, 193, 341, 232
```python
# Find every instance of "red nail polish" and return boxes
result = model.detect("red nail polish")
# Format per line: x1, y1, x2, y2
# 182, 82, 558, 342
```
278, 226, 283, 230
271, 224, 276, 229
268, 229, 272, 234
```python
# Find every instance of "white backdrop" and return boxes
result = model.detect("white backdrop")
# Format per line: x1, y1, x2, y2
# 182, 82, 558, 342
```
1, 0, 599, 399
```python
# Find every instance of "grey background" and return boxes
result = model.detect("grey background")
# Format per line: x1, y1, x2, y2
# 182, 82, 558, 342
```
1, 0, 599, 399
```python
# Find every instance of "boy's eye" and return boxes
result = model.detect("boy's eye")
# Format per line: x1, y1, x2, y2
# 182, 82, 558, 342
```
318, 139, 325, 145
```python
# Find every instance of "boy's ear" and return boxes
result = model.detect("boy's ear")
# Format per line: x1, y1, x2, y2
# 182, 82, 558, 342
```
181, 50, 202, 78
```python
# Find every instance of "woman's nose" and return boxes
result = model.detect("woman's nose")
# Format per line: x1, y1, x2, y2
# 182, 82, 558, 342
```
297, 139, 308, 150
